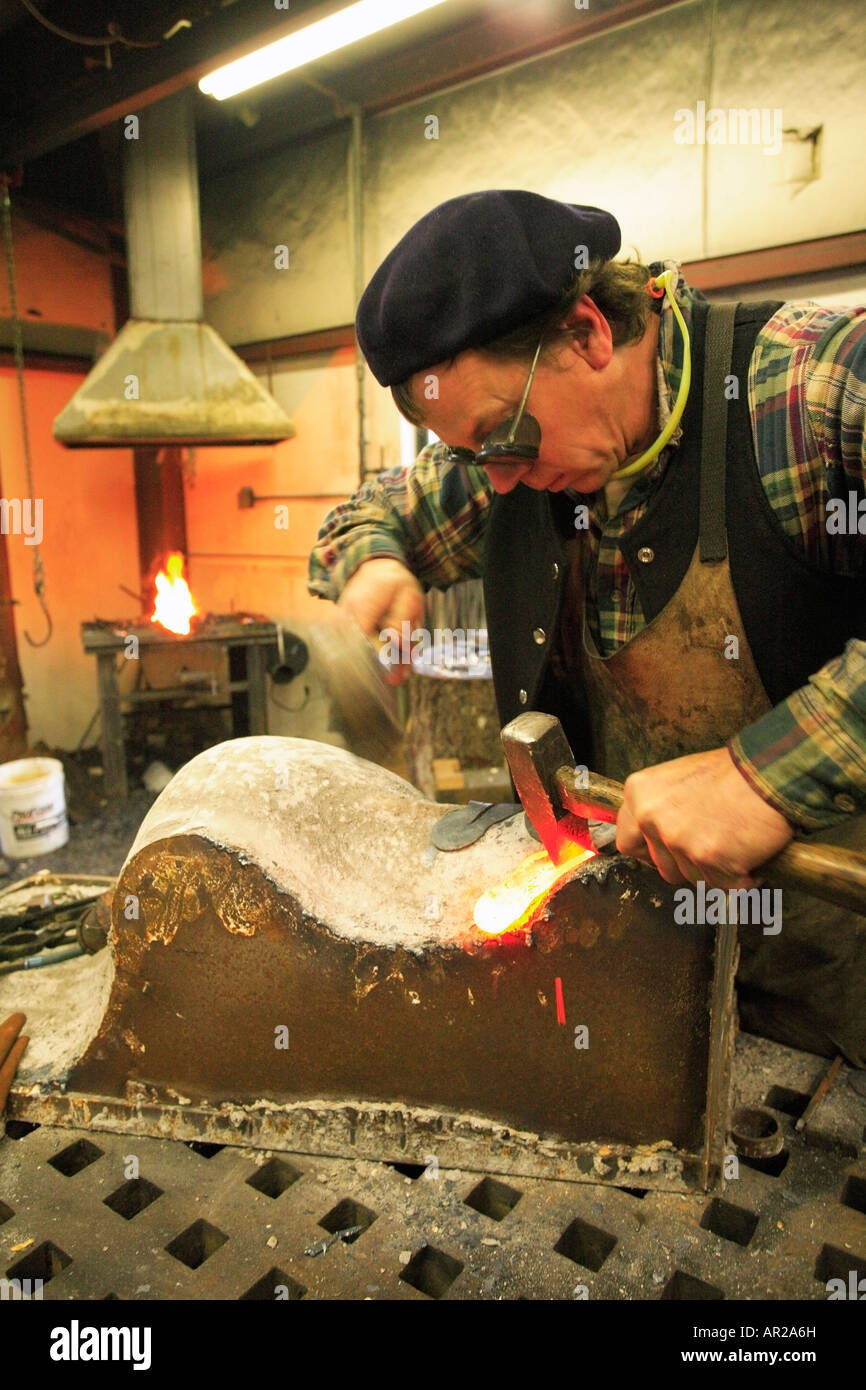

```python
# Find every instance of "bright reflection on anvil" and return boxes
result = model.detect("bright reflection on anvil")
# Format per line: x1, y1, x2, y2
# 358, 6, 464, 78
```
473, 842, 596, 936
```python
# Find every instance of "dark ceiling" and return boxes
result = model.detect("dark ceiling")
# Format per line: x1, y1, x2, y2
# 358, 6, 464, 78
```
0, 0, 677, 224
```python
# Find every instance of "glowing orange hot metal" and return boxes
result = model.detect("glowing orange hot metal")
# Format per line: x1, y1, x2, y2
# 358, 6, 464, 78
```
473, 842, 595, 936
151, 552, 197, 636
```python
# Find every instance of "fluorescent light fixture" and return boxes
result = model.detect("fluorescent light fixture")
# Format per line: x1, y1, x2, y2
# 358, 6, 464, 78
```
199, 0, 449, 100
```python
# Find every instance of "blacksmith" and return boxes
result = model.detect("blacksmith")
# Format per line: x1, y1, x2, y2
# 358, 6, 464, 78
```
308, 189, 866, 1064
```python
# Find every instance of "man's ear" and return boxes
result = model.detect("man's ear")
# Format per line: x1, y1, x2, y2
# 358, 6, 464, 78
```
558, 295, 613, 368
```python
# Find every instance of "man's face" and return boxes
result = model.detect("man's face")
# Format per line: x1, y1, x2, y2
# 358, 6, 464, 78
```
406, 301, 657, 495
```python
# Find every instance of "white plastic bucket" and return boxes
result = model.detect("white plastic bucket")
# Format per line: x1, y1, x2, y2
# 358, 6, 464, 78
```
0, 757, 69, 858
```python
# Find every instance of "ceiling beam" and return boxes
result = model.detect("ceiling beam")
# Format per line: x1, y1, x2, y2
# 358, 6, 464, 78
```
684, 231, 866, 291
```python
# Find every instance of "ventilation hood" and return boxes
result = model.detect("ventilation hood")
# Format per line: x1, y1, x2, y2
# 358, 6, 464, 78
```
54, 90, 294, 448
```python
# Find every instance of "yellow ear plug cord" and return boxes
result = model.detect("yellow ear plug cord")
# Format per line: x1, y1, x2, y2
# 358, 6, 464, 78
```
608, 267, 692, 482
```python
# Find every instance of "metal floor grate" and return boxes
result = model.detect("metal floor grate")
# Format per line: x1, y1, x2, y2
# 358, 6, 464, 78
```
2, 1034, 865, 1300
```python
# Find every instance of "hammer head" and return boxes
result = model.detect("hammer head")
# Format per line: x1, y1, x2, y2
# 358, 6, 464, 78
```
500, 712, 580, 864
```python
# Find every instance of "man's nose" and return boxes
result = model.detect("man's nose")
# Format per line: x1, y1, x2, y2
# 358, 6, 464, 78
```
484, 462, 530, 494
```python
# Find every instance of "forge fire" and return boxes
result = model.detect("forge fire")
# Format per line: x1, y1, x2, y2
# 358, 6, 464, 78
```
151, 551, 197, 635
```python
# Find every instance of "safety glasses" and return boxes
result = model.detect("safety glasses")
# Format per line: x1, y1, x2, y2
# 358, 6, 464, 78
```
441, 337, 544, 468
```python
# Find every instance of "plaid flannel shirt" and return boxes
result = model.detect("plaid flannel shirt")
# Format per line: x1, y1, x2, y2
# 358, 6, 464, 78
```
308, 280, 866, 831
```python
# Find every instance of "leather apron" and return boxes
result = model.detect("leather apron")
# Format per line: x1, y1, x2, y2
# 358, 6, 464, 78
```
555, 308, 866, 1066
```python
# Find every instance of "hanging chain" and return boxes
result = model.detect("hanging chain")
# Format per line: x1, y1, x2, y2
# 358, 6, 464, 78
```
1, 175, 52, 647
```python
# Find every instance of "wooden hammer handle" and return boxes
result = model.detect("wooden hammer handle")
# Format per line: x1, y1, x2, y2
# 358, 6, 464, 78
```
555, 766, 866, 918
556, 768, 624, 821
765, 841, 866, 918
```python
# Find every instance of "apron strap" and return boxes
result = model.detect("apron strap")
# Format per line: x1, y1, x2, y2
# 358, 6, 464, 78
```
699, 302, 737, 562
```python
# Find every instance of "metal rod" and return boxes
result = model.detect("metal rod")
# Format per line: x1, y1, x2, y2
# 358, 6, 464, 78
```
0, 1030, 28, 1114
794, 1054, 843, 1132
349, 104, 366, 483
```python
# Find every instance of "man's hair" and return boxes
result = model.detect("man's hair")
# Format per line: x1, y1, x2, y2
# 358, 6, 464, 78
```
390, 256, 657, 426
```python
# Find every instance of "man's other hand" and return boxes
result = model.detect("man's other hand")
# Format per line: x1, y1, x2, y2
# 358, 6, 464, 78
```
338, 558, 425, 683
615, 747, 794, 888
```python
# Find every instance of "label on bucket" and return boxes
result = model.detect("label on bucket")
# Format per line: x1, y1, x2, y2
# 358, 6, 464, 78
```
0, 758, 68, 859
11, 803, 67, 840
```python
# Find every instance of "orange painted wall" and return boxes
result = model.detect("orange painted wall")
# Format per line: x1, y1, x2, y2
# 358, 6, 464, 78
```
0, 206, 139, 750
0, 367, 139, 750
0, 206, 114, 334
183, 345, 358, 622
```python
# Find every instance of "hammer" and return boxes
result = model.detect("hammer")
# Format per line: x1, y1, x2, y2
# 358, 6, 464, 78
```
501, 711, 866, 919
307, 617, 403, 764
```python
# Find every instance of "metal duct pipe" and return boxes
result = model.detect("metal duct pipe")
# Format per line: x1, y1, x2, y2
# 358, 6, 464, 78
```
53, 91, 294, 448
124, 90, 204, 322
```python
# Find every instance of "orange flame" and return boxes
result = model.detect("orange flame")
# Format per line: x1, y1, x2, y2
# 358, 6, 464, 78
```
473, 842, 595, 936
151, 552, 197, 635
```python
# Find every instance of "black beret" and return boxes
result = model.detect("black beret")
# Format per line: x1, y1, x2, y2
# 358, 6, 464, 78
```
356, 190, 621, 387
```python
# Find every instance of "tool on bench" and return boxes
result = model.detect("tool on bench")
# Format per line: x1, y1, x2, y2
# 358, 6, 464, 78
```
501, 711, 866, 918
0, 1011, 28, 1117
0, 893, 103, 972
0, 874, 115, 973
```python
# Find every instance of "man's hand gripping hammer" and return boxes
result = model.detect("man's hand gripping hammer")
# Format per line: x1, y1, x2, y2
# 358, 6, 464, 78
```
501, 711, 866, 917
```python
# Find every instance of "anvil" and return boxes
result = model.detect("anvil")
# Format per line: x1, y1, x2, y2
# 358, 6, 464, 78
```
2, 736, 737, 1192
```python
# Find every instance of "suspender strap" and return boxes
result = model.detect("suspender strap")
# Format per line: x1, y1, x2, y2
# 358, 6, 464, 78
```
699, 303, 737, 562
